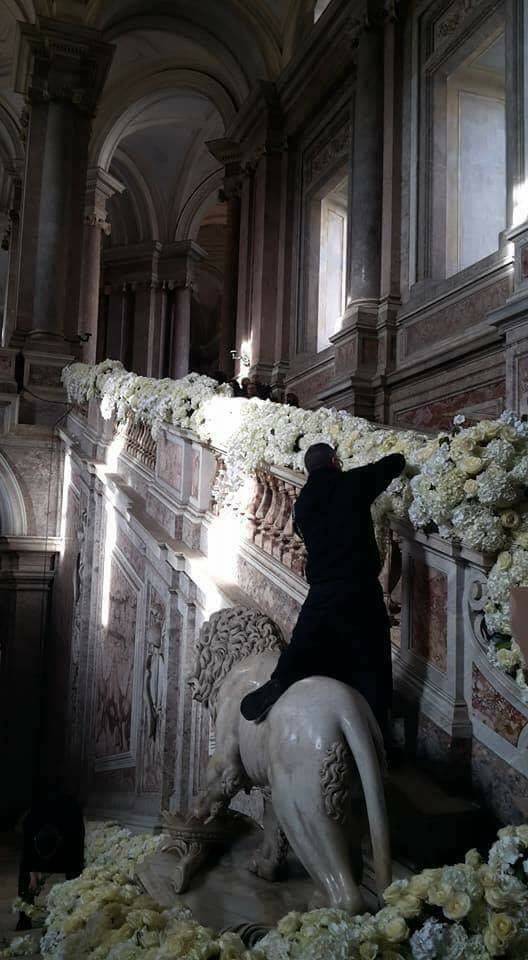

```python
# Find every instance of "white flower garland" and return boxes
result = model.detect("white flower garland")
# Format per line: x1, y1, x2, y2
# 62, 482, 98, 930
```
4, 821, 528, 959
62, 363, 528, 698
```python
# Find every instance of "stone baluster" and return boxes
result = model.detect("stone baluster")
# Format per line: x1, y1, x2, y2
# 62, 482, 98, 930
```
271, 479, 292, 561
242, 471, 265, 541
253, 472, 273, 543
259, 476, 282, 553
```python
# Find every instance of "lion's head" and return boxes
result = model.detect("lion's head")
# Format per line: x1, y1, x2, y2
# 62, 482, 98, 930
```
189, 606, 285, 719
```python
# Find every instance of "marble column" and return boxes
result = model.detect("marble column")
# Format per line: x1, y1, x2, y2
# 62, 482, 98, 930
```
345, 3, 384, 310
171, 284, 192, 379
78, 168, 125, 364
1, 162, 23, 349
218, 192, 241, 376
327, 2, 384, 418
486, 0, 528, 414
12, 19, 114, 352
158, 241, 206, 380
207, 139, 243, 377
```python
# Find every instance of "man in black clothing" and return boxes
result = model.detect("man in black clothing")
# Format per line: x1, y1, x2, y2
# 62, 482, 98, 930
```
240, 443, 406, 738
16, 781, 85, 930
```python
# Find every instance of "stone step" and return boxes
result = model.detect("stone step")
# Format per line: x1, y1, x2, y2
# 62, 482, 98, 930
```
385, 761, 491, 870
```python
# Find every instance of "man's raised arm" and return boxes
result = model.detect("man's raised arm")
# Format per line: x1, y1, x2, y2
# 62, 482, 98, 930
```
352, 452, 406, 503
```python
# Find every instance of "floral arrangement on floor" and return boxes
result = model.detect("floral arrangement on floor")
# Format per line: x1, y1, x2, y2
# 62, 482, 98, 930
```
62, 361, 528, 696
4, 821, 528, 959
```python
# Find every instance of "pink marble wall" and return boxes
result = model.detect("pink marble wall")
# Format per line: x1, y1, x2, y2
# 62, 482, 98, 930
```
395, 381, 505, 431
404, 279, 511, 355
157, 436, 183, 492
472, 667, 528, 746
94, 560, 137, 759
191, 452, 200, 499
410, 561, 448, 672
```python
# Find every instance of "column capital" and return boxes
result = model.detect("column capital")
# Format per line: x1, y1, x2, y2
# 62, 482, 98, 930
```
14, 17, 114, 114
84, 166, 125, 232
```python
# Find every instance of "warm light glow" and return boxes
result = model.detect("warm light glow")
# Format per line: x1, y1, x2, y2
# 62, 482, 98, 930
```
186, 508, 244, 619
512, 181, 528, 229
240, 337, 252, 373
106, 428, 127, 473
207, 511, 242, 582
100, 497, 117, 629
59, 451, 72, 557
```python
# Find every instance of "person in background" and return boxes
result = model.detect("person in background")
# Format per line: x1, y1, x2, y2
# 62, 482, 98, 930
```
16, 779, 85, 931
241, 442, 406, 747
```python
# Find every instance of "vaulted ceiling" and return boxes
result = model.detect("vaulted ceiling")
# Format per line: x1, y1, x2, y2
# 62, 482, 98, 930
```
0, 0, 320, 241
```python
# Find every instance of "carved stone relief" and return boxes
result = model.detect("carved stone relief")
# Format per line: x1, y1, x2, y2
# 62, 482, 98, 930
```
94, 561, 138, 759
142, 587, 167, 792
320, 740, 353, 823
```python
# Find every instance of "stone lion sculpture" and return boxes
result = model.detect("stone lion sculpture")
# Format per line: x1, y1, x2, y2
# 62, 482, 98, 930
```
188, 606, 391, 914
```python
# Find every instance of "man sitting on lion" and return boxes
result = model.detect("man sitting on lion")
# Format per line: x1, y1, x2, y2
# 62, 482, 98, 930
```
241, 442, 405, 744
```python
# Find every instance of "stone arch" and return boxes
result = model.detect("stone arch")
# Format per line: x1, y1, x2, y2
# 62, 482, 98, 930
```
109, 150, 158, 243
174, 170, 224, 242
91, 70, 236, 172
0, 451, 28, 535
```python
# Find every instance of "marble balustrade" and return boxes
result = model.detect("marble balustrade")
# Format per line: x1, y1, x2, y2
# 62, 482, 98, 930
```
57, 402, 528, 827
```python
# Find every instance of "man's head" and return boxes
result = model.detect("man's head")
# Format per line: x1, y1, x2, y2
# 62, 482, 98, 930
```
304, 443, 342, 475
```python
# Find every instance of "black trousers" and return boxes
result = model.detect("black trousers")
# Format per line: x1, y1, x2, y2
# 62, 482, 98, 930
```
271, 579, 392, 738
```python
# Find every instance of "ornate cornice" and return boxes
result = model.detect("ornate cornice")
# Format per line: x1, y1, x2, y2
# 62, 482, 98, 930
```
13, 17, 114, 114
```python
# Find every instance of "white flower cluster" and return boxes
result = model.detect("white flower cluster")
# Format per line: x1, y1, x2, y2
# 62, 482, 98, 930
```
4, 821, 528, 960
62, 364, 528, 694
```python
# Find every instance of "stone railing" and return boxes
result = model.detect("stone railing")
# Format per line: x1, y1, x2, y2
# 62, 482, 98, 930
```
124, 418, 157, 471
61, 402, 528, 827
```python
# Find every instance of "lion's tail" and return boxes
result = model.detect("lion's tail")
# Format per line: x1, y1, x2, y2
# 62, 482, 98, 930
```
341, 701, 392, 898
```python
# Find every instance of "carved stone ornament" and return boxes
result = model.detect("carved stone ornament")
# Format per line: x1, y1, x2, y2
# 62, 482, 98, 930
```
189, 606, 285, 720
160, 811, 255, 894
14, 20, 114, 114
320, 740, 353, 823
84, 212, 112, 235
145, 596, 166, 742
434, 0, 485, 46
466, 574, 490, 653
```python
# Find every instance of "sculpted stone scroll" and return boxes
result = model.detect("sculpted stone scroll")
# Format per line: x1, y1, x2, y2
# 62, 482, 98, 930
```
177, 606, 391, 913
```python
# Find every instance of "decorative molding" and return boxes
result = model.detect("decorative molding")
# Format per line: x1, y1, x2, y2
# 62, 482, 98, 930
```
304, 120, 351, 188
434, 0, 486, 47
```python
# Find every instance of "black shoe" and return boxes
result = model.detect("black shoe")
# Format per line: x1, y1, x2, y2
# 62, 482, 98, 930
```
241, 678, 285, 723
16, 914, 32, 931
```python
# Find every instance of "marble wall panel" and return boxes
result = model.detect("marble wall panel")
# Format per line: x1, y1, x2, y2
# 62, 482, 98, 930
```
395, 380, 505, 430
403, 279, 510, 355
471, 667, 528, 746
410, 560, 448, 672
157, 435, 183, 493
94, 560, 138, 759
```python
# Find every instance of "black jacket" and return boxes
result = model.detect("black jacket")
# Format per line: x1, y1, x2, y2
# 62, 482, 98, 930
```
293, 453, 405, 587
